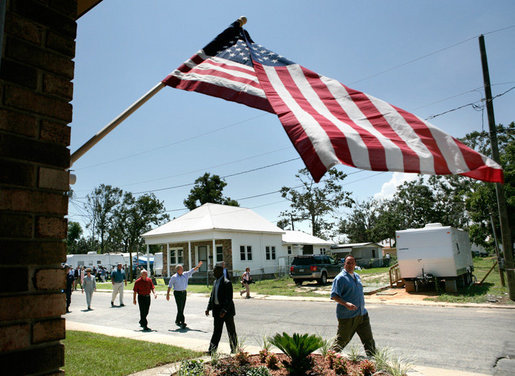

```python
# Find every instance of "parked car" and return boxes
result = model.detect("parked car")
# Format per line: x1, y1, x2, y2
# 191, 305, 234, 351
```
289, 255, 343, 285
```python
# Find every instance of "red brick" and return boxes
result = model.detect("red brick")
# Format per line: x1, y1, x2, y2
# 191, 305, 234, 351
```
40, 120, 71, 146
0, 212, 33, 238
32, 318, 65, 344
0, 188, 68, 214
6, 37, 74, 79
0, 133, 69, 168
13, 0, 76, 38
34, 268, 65, 290
0, 324, 30, 352
0, 58, 39, 88
46, 31, 75, 57
39, 167, 69, 191
4, 85, 73, 122
43, 72, 73, 100
0, 266, 29, 293
0, 108, 38, 138
0, 239, 66, 265
4, 13, 44, 45
1, 343, 65, 375
0, 293, 65, 321
0, 159, 37, 187
36, 216, 67, 239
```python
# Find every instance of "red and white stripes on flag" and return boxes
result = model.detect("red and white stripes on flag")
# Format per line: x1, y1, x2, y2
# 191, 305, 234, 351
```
162, 23, 503, 184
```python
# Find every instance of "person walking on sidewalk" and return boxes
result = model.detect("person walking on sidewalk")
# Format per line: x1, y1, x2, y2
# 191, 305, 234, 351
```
133, 269, 157, 331
330, 255, 376, 356
166, 261, 202, 328
111, 263, 127, 307
65, 265, 75, 313
81, 268, 96, 311
239, 267, 252, 298
205, 263, 238, 354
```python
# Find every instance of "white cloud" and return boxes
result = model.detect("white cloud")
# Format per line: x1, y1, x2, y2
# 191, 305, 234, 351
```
373, 172, 419, 201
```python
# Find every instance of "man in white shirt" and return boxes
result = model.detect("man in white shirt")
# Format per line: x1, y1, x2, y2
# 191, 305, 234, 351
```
166, 261, 202, 328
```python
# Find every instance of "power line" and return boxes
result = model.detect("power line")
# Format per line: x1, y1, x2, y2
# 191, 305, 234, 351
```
350, 24, 515, 85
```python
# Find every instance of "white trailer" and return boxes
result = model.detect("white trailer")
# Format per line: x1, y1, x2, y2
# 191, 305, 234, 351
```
396, 223, 474, 293
66, 252, 126, 270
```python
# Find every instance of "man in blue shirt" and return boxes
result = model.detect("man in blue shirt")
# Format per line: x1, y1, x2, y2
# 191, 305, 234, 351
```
166, 261, 202, 328
330, 255, 376, 356
111, 263, 127, 307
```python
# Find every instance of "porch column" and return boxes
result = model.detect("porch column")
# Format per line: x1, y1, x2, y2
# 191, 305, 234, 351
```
212, 238, 217, 265
167, 243, 171, 277
146, 244, 150, 273
188, 241, 192, 269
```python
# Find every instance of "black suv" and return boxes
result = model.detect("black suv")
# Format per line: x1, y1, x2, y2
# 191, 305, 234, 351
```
289, 255, 343, 285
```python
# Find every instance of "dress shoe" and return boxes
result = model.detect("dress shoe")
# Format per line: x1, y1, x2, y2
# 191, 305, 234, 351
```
120, 303, 125, 307
111, 301, 114, 307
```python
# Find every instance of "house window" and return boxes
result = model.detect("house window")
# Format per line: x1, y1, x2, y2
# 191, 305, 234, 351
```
320, 248, 326, 255
240, 246, 246, 261
216, 245, 224, 261
287, 246, 292, 255
241, 245, 252, 261
265, 246, 276, 260
170, 248, 184, 265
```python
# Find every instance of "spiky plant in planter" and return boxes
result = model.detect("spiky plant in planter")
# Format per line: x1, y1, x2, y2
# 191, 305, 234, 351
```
265, 352, 281, 370
359, 359, 377, 376
269, 332, 324, 376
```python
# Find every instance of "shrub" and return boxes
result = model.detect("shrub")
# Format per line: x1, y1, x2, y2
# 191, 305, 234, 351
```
178, 359, 204, 376
333, 356, 350, 375
269, 332, 324, 376
265, 353, 281, 370
258, 348, 270, 363
359, 359, 377, 376
245, 366, 273, 376
234, 350, 251, 366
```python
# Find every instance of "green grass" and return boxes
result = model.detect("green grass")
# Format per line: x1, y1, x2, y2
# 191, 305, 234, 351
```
424, 257, 513, 304
63, 330, 202, 376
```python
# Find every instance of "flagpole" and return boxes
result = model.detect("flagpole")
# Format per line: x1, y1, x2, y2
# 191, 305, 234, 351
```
70, 81, 166, 166
478, 34, 514, 300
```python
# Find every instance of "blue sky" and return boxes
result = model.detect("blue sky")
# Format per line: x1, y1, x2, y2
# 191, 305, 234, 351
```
68, 0, 515, 235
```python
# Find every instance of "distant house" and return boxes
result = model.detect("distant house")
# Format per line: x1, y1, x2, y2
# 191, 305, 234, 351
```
141, 203, 285, 279
331, 242, 384, 267
282, 230, 334, 262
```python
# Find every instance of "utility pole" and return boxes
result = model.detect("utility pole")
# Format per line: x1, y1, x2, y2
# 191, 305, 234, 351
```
478, 34, 515, 300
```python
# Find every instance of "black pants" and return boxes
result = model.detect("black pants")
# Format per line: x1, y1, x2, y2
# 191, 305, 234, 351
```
65, 288, 72, 310
209, 309, 238, 353
174, 290, 187, 325
137, 295, 151, 328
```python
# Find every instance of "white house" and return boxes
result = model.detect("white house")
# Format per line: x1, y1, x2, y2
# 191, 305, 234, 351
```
282, 230, 334, 261
331, 242, 384, 267
141, 203, 286, 278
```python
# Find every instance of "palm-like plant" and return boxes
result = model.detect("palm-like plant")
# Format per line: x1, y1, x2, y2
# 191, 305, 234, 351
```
269, 332, 324, 375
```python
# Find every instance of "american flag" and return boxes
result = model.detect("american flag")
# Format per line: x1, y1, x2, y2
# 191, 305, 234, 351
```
162, 20, 503, 184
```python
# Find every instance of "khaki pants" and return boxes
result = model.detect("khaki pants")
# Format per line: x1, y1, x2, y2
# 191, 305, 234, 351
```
111, 282, 124, 304
332, 313, 376, 356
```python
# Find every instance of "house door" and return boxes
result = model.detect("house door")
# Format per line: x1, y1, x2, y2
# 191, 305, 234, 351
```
198, 246, 208, 272
303, 245, 313, 255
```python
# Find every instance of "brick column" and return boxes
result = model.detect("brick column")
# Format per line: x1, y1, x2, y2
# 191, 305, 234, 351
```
0, 0, 77, 374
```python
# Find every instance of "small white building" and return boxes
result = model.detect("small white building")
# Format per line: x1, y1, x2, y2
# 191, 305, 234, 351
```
142, 203, 285, 278
282, 230, 333, 261
331, 242, 384, 267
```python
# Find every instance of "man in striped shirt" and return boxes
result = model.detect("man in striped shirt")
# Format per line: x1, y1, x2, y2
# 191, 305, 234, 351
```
166, 261, 202, 328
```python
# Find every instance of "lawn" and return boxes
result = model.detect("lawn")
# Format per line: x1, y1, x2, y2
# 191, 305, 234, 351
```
425, 257, 513, 304
63, 330, 202, 376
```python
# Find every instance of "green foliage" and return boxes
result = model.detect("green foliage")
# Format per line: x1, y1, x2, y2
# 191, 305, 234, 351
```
245, 366, 273, 376
373, 347, 413, 376
178, 359, 205, 376
279, 168, 354, 238
346, 344, 363, 362
269, 332, 324, 375
184, 172, 239, 210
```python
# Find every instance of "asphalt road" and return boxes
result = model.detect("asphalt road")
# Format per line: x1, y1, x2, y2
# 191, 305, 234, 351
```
67, 290, 514, 374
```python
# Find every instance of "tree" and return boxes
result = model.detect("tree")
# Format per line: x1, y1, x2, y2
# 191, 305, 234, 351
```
279, 168, 353, 238
339, 200, 378, 243
67, 222, 83, 254
85, 184, 123, 253
184, 172, 239, 210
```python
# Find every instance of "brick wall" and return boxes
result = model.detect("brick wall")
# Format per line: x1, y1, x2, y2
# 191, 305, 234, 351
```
0, 0, 77, 374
